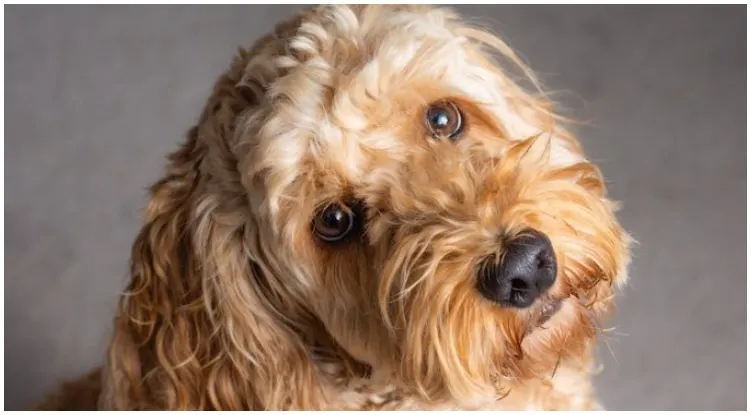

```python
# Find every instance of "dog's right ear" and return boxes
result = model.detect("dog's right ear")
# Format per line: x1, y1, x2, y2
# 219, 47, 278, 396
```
100, 125, 209, 410
101, 32, 325, 409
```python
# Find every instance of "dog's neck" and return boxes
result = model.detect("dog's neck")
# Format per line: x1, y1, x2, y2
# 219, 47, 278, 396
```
300, 321, 600, 410
311, 356, 600, 410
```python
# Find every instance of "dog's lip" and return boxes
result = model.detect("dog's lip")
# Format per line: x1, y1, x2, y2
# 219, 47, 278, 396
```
535, 298, 563, 326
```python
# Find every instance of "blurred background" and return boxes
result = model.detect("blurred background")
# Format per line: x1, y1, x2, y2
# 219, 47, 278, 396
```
5, 5, 746, 410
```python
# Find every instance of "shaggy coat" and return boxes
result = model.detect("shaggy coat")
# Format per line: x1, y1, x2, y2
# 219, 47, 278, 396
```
38, 5, 630, 410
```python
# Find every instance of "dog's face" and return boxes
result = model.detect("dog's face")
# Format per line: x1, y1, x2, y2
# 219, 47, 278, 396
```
231, 5, 631, 405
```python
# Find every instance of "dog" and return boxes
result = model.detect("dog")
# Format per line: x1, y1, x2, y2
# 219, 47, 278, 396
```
37, 4, 631, 410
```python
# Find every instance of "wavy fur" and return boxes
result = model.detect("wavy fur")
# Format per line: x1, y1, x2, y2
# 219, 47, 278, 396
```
38, 5, 631, 410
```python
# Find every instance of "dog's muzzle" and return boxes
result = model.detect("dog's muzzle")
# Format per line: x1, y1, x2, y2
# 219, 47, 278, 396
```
476, 228, 557, 308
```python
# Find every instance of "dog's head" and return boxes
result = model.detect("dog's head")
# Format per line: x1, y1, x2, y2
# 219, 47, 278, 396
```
106, 5, 631, 410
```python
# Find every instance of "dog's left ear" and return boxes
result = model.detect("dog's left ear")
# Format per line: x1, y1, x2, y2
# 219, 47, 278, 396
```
101, 42, 324, 410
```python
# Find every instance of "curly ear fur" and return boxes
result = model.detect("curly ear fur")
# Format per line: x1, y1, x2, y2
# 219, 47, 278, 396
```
101, 16, 328, 410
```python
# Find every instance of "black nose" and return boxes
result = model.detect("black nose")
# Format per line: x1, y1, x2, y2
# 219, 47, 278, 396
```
477, 229, 557, 308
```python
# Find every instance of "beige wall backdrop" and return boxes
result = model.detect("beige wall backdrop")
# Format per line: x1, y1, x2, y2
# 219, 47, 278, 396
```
5, 5, 746, 410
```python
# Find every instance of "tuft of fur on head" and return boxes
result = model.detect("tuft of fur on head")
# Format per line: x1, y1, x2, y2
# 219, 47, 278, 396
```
100, 5, 631, 410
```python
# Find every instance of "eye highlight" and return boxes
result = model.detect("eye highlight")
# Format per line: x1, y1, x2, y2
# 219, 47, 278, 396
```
312, 202, 358, 243
425, 100, 464, 140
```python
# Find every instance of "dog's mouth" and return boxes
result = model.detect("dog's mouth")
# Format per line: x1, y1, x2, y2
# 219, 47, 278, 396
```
537, 299, 563, 325
529, 297, 564, 329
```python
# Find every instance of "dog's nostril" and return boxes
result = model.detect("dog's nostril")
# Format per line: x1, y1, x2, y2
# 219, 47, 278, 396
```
537, 255, 549, 269
511, 278, 529, 292
510, 278, 530, 293
509, 278, 532, 304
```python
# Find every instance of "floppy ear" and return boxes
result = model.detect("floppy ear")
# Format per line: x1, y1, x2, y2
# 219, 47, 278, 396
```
101, 42, 324, 410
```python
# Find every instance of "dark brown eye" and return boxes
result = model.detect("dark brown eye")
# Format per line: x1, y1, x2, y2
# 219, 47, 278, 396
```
425, 100, 464, 140
313, 203, 356, 243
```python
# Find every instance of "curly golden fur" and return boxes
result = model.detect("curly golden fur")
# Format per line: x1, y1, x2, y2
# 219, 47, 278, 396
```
38, 5, 631, 410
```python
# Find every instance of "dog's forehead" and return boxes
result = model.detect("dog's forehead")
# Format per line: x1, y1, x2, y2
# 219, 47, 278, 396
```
256, 10, 498, 161
247, 5, 581, 214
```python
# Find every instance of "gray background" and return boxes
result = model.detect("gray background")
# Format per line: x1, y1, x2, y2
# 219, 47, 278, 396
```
5, 5, 746, 410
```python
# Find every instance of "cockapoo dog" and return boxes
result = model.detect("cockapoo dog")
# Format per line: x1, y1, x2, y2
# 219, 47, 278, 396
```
38, 4, 631, 410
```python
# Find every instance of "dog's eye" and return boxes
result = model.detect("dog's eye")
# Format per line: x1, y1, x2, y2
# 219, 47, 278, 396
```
312, 203, 356, 243
425, 101, 464, 140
